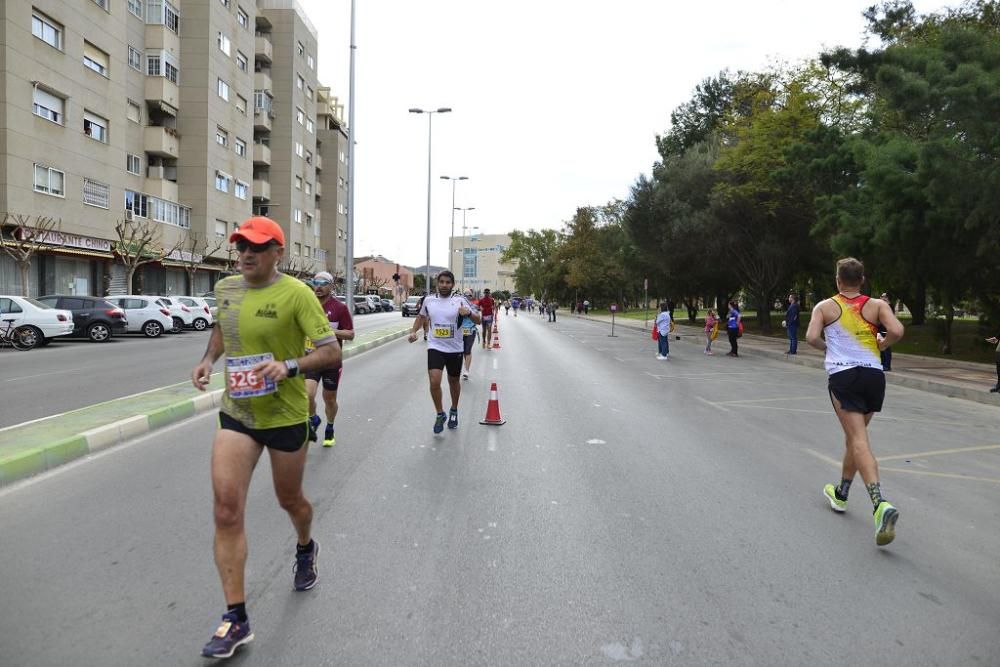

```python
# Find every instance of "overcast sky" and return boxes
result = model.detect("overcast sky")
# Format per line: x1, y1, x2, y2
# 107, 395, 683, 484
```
299, 0, 950, 269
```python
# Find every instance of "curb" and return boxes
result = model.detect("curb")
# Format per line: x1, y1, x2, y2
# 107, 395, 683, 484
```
0, 327, 409, 487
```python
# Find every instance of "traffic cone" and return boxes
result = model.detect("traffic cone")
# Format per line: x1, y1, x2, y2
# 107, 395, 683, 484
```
479, 382, 506, 425
492, 329, 501, 349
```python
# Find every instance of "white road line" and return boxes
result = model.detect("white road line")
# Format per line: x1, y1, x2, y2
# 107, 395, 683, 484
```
488, 430, 497, 452
493, 358, 498, 370
695, 395, 729, 413
1, 367, 99, 383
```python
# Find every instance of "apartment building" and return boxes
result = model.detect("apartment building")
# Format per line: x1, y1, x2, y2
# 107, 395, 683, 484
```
315, 86, 348, 278
0, 0, 346, 296
448, 233, 517, 293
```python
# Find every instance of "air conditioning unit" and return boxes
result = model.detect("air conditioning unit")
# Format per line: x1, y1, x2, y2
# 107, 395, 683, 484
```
125, 210, 134, 222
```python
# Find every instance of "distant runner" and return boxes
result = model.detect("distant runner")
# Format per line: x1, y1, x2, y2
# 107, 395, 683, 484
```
478, 288, 496, 349
460, 288, 479, 380
305, 271, 354, 447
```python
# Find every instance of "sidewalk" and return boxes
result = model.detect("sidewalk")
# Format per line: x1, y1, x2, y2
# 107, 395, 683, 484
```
0, 324, 410, 486
577, 312, 999, 407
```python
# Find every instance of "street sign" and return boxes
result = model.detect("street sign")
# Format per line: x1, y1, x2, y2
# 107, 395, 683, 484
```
644, 278, 648, 290
610, 303, 618, 312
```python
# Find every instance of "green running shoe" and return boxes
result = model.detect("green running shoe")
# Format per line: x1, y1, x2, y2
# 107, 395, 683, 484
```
322, 424, 335, 448
823, 483, 847, 513
874, 501, 899, 546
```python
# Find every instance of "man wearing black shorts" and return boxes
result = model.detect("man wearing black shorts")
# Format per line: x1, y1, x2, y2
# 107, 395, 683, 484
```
408, 271, 479, 433
478, 288, 495, 349
190, 217, 339, 658
806, 257, 904, 547
304, 271, 354, 447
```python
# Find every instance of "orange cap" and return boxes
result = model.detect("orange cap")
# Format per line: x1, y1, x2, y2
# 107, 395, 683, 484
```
230, 216, 285, 246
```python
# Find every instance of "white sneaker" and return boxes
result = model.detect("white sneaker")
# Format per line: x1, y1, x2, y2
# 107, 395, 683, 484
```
655, 354, 664, 360
461, 372, 469, 380
661, 355, 669, 361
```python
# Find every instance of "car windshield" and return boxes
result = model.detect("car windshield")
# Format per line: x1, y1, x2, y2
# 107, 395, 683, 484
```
22, 298, 53, 309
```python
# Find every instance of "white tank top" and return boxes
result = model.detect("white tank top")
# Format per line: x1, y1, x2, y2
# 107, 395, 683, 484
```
823, 294, 882, 375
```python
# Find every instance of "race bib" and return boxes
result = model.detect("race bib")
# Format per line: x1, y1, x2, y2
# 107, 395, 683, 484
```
432, 323, 454, 339
462, 326, 475, 336
227, 353, 277, 398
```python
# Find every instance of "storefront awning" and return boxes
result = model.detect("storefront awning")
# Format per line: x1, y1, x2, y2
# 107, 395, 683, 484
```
0, 242, 112, 260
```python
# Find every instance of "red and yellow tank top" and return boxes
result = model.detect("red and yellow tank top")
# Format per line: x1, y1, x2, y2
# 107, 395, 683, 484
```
823, 294, 882, 375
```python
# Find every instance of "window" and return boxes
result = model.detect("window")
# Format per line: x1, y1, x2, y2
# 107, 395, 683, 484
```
92, 0, 109, 10
339, 150, 346, 163
33, 164, 64, 196
215, 171, 231, 192
237, 7, 249, 29
293, 208, 302, 224
83, 42, 110, 76
295, 176, 302, 190
306, 118, 314, 134
297, 41, 304, 57
127, 99, 141, 123
305, 212, 314, 230
32, 87, 64, 124
296, 107, 304, 125
220, 0, 230, 7
294, 242, 301, 256
83, 178, 110, 208
254, 90, 273, 113
305, 181, 312, 195
127, 45, 143, 71
338, 177, 345, 188
149, 195, 190, 228
217, 32, 231, 56
338, 203, 344, 215
32, 11, 62, 49
305, 245, 311, 257
126, 154, 142, 175
147, 1, 180, 34
235, 137, 247, 157
147, 50, 179, 83
307, 54, 314, 70
126, 190, 148, 217
147, 53, 161, 76
235, 181, 248, 200
235, 94, 247, 115
128, 0, 143, 18
215, 219, 227, 238
83, 111, 108, 143
217, 78, 229, 101
306, 86, 313, 101
297, 74, 304, 90
236, 51, 248, 73
295, 142, 304, 157
305, 150, 313, 165
216, 127, 229, 147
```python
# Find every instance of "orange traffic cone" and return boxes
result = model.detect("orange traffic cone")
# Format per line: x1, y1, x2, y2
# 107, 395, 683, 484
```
479, 382, 506, 425
492, 330, 501, 349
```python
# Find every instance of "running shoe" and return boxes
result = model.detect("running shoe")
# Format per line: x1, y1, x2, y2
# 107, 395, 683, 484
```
447, 407, 458, 429
823, 483, 847, 513
293, 540, 320, 591
874, 502, 899, 546
433, 412, 447, 434
308, 414, 321, 443
462, 371, 469, 380
322, 425, 335, 448
201, 612, 253, 659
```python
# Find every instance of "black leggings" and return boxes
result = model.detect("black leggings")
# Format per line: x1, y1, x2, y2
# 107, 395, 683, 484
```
728, 328, 739, 355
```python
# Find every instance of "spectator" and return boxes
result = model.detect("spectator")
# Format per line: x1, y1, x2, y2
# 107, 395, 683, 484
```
986, 335, 999, 392
583, 299, 590, 314
726, 300, 741, 357
655, 303, 671, 360
704, 308, 718, 355
548, 300, 558, 322
784, 293, 800, 355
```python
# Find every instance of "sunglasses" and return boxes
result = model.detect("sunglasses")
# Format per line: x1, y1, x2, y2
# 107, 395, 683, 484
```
235, 239, 277, 253
311, 279, 332, 287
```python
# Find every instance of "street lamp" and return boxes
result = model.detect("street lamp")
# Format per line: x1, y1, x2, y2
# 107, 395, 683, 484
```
409, 107, 452, 294
440, 175, 468, 278
455, 206, 476, 291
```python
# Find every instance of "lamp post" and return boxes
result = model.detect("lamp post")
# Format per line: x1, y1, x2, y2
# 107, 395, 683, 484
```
409, 107, 452, 294
440, 175, 467, 278
455, 206, 476, 291
345, 0, 357, 309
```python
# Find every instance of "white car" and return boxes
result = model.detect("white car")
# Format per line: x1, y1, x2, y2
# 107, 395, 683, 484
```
201, 296, 217, 320
106, 295, 175, 338
0, 295, 74, 347
176, 296, 214, 330
156, 296, 195, 333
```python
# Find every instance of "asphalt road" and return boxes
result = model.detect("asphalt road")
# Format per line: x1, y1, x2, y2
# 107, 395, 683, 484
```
0, 310, 405, 427
1, 312, 998, 665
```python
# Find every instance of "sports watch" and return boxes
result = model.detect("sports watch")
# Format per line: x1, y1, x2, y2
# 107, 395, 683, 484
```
284, 359, 300, 378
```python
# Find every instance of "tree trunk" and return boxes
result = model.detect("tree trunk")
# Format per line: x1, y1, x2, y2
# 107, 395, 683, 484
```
907, 279, 927, 325
757, 293, 772, 335
17, 260, 30, 297
941, 299, 954, 355
685, 298, 698, 322
127, 266, 138, 294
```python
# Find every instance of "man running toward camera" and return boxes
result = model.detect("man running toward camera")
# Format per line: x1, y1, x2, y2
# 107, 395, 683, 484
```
478, 288, 495, 349
190, 217, 339, 659
305, 271, 354, 447
806, 257, 904, 546
408, 271, 480, 432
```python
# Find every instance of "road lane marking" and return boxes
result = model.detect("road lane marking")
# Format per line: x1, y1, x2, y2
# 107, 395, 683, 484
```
695, 395, 729, 413
804, 448, 1000, 484
804, 448, 840, 466
879, 443, 1000, 462
493, 358, 498, 370
713, 396, 826, 405
488, 430, 497, 452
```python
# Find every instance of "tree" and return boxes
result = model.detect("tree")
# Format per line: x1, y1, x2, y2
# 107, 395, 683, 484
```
0, 213, 62, 296
280, 257, 316, 280
179, 230, 224, 294
114, 218, 184, 294
500, 228, 564, 298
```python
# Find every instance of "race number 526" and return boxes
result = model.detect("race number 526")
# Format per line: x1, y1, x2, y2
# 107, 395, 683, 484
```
227, 353, 277, 398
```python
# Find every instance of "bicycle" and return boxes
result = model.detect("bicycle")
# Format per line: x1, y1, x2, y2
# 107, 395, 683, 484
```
0, 318, 36, 350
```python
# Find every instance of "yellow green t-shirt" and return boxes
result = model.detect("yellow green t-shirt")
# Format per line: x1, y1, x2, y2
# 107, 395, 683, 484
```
215, 274, 335, 428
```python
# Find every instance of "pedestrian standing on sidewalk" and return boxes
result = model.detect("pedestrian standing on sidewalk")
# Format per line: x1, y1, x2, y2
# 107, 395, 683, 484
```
704, 308, 718, 355
784, 293, 800, 355
726, 301, 741, 357
807, 257, 904, 546
655, 303, 671, 360
548, 300, 558, 322
190, 217, 339, 659
878, 292, 893, 371
986, 335, 1000, 392
583, 299, 590, 314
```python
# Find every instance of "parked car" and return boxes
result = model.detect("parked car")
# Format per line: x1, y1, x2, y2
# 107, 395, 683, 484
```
156, 296, 195, 333
380, 299, 394, 312
176, 296, 214, 330
35, 295, 128, 342
202, 296, 217, 319
353, 295, 372, 315
365, 295, 382, 312
106, 295, 174, 338
0, 295, 74, 348
401, 296, 422, 317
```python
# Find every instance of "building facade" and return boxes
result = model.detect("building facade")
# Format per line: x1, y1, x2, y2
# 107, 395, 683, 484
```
315, 86, 348, 278
354, 255, 412, 303
0, 0, 346, 297
448, 233, 516, 294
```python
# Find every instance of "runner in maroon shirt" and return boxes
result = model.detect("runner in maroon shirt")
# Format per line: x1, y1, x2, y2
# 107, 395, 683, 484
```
305, 271, 355, 446
478, 288, 496, 349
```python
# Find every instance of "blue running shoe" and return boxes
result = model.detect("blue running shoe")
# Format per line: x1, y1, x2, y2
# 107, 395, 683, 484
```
447, 407, 458, 429
308, 414, 321, 443
201, 612, 253, 659
293, 540, 320, 591
433, 412, 447, 434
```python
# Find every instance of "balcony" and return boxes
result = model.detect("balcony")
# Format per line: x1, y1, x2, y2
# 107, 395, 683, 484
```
253, 109, 272, 132
252, 143, 271, 166
145, 24, 180, 53
254, 70, 272, 93
145, 77, 180, 113
254, 35, 273, 63
144, 177, 179, 202
316, 100, 330, 118
315, 153, 323, 171
144, 126, 180, 159
252, 178, 271, 201
314, 181, 322, 198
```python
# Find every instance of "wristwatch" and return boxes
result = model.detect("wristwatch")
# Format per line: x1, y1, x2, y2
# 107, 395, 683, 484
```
284, 359, 300, 378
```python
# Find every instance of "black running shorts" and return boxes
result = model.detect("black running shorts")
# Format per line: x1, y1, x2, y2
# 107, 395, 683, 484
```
463, 333, 476, 355
427, 349, 463, 377
305, 365, 343, 391
828, 367, 886, 414
219, 412, 309, 452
